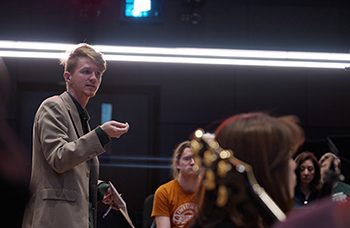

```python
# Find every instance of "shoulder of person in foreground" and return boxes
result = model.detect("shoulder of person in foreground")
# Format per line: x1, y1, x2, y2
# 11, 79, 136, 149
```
272, 196, 350, 228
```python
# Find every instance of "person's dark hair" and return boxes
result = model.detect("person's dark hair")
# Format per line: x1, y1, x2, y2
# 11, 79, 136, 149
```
171, 141, 191, 179
215, 112, 304, 213
295, 151, 321, 192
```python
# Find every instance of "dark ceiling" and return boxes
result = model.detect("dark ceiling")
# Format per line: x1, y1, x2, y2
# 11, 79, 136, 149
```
1, 0, 350, 52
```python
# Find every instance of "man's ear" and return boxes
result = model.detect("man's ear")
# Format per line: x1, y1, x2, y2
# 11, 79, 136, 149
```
63, 72, 71, 83
176, 160, 180, 169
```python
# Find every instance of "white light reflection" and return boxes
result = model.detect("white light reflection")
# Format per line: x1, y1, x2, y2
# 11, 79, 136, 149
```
1, 40, 350, 69
99, 155, 172, 161
134, 0, 151, 12
100, 163, 172, 169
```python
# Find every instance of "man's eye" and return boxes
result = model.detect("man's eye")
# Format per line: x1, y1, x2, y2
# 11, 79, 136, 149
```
83, 70, 91, 74
182, 157, 192, 161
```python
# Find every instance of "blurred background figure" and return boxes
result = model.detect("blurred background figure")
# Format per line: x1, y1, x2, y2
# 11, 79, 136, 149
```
272, 195, 350, 228
152, 141, 203, 228
186, 112, 305, 228
319, 152, 350, 202
0, 57, 30, 228
293, 151, 322, 208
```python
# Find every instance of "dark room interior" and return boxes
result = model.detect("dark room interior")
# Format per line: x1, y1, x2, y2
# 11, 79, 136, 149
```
1, 0, 350, 227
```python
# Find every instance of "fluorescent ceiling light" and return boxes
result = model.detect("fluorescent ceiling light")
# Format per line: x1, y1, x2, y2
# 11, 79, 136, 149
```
0, 40, 349, 69
0, 51, 66, 59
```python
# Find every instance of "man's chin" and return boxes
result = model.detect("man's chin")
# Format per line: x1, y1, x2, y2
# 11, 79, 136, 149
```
188, 170, 200, 176
85, 91, 96, 97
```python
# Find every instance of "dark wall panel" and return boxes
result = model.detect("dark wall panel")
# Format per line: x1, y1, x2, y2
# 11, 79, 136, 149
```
2, 1, 350, 226
306, 69, 350, 127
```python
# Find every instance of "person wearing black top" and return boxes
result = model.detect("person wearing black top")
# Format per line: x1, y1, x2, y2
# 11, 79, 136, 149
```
293, 151, 322, 207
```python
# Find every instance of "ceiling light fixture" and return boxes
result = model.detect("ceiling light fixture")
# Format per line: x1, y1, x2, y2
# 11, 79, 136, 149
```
0, 40, 349, 69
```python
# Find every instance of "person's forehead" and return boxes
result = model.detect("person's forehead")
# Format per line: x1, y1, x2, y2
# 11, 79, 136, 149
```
180, 148, 193, 157
301, 159, 314, 166
76, 57, 99, 70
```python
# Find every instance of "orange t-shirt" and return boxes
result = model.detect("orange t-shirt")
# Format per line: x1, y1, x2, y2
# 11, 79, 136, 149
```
151, 179, 200, 228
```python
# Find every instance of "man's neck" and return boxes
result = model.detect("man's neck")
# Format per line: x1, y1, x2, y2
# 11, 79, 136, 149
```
67, 91, 89, 108
178, 175, 200, 192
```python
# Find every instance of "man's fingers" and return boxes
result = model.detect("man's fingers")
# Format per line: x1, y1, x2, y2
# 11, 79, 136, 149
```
111, 202, 120, 211
111, 121, 128, 128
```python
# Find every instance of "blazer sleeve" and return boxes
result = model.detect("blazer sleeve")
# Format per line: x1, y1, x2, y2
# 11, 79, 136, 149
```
34, 97, 106, 173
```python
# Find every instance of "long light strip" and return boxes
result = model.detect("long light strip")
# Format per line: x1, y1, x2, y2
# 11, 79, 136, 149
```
1, 40, 350, 69
104, 54, 348, 69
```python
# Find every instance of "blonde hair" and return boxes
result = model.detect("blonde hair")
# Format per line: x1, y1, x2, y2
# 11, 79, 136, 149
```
60, 43, 107, 75
319, 152, 341, 169
171, 141, 191, 179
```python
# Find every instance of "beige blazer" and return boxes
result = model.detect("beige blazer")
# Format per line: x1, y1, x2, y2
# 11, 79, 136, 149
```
22, 92, 106, 228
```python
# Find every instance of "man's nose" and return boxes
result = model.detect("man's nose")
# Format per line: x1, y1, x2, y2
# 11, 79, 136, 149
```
90, 72, 99, 80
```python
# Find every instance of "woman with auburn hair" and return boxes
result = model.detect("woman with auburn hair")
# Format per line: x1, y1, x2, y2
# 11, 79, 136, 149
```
293, 151, 321, 207
186, 112, 305, 228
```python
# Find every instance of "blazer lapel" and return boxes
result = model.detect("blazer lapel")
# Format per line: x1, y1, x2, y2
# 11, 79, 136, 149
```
60, 92, 84, 138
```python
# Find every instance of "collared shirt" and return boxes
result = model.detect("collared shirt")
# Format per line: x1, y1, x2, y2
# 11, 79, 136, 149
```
67, 92, 110, 146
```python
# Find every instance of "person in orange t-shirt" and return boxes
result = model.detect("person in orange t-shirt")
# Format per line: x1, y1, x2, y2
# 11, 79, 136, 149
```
152, 141, 203, 228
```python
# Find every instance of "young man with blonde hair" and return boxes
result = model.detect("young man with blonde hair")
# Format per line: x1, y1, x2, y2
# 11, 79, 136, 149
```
22, 43, 130, 228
